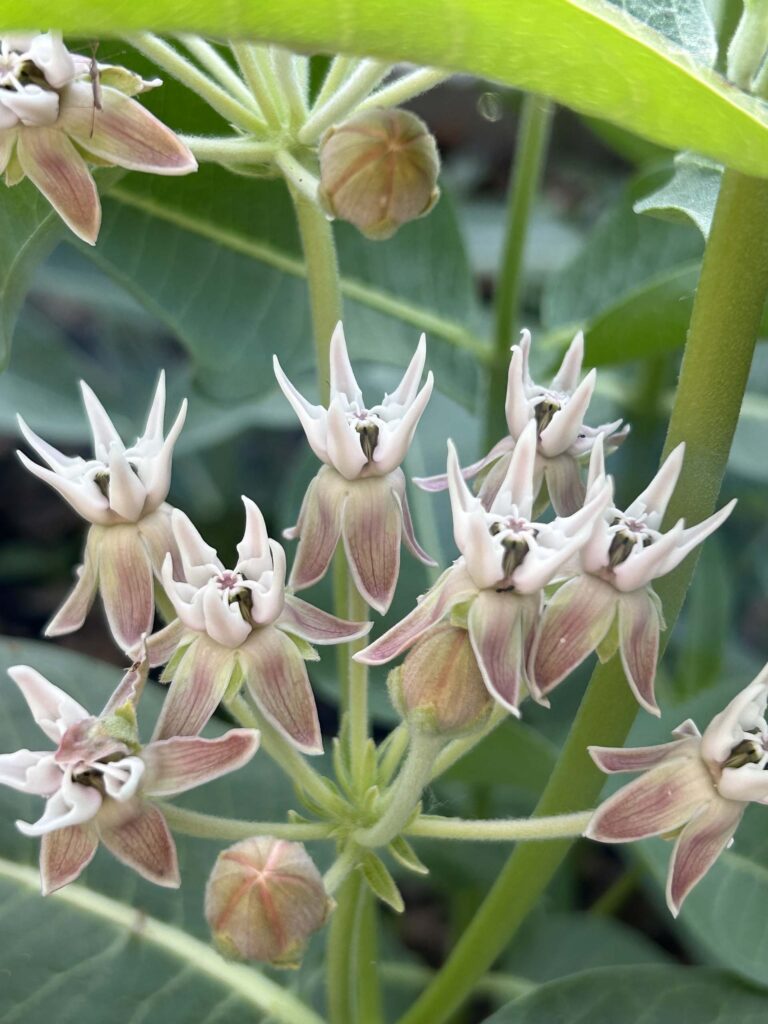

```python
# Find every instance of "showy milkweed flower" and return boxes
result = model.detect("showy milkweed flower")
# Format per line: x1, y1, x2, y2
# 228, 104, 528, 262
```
530, 437, 735, 715
150, 498, 371, 753
357, 421, 611, 715
274, 322, 436, 614
415, 329, 627, 515
17, 373, 187, 654
0, 658, 259, 894
587, 665, 768, 915
0, 31, 196, 243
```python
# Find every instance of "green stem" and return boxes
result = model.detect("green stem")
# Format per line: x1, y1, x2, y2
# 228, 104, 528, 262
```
347, 585, 370, 787
485, 94, 553, 449
231, 41, 284, 126
406, 810, 592, 841
299, 59, 390, 144
289, 191, 343, 403
327, 870, 381, 1024
727, 0, 768, 89
396, 169, 768, 1024
380, 962, 535, 1004
323, 844, 360, 895
177, 35, 259, 108
158, 803, 334, 841
180, 136, 277, 163
356, 68, 450, 111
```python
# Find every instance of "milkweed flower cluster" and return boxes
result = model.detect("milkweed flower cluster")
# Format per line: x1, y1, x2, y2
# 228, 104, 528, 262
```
0, 31, 196, 243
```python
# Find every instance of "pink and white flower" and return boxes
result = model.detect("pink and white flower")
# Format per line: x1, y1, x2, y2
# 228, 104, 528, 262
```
0, 31, 196, 243
17, 373, 187, 654
0, 659, 259, 894
150, 498, 371, 753
274, 322, 436, 613
586, 665, 768, 915
357, 421, 611, 715
415, 329, 627, 515
530, 437, 736, 715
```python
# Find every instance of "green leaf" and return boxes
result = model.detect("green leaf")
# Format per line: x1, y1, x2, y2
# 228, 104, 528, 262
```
485, 966, 768, 1022
609, 0, 718, 63
360, 852, 405, 912
8, 3, 768, 176
441, 719, 557, 796
634, 153, 723, 237
388, 836, 429, 876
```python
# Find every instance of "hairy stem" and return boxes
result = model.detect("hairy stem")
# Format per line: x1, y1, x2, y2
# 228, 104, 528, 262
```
299, 59, 390, 143
485, 94, 553, 448
396, 169, 768, 1024
326, 869, 382, 1023
406, 810, 593, 841
159, 803, 334, 841
347, 586, 371, 788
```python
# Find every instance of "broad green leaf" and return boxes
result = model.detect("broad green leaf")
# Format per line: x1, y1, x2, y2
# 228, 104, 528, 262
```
8, 3, 768, 177
442, 719, 557, 795
485, 965, 768, 1022
609, 0, 718, 63
634, 153, 722, 237
0, 860, 323, 1024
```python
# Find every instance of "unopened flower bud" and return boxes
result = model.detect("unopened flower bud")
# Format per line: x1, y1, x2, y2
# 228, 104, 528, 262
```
390, 623, 493, 736
205, 837, 333, 967
319, 108, 440, 240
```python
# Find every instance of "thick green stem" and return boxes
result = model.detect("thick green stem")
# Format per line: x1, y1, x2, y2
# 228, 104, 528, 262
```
484, 94, 553, 448
327, 870, 382, 1024
396, 169, 768, 1024
347, 586, 370, 787
406, 810, 592, 841
159, 803, 334, 841
290, 192, 343, 403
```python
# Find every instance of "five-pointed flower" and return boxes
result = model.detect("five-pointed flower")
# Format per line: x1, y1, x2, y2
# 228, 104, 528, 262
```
17, 373, 187, 654
0, 658, 259, 894
274, 322, 436, 613
150, 498, 371, 752
357, 421, 611, 714
586, 664, 768, 915
0, 31, 196, 243
530, 436, 736, 715
415, 329, 627, 515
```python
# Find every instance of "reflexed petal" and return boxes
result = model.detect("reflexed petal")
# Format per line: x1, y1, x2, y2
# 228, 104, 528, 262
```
16, 450, 110, 524
16, 127, 100, 244
17, 415, 84, 473
618, 588, 662, 716
99, 525, 155, 652
108, 444, 147, 521
385, 333, 426, 408
412, 437, 514, 494
278, 594, 371, 645
373, 372, 434, 476
342, 476, 401, 613
539, 369, 596, 458
152, 636, 236, 740
531, 575, 617, 697
589, 738, 698, 774
288, 468, 346, 591
45, 532, 100, 637
99, 801, 180, 887
273, 355, 328, 462
40, 824, 98, 895
0, 751, 61, 795
355, 564, 477, 665
551, 330, 584, 393
654, 500, 737, 578
329, 321, 363, 403
145, 618, 186, 668
504, 337, 532, 440
62, 83, 196, 174
666, 799, 744, 916
477, 450, 515, 509
393, 479, 437, 566
7, 665, 88, 741
137, 506, 180, 577
18, 779, 103, 836
585, 756, 714, 842
172, 508, 222, 584
625, 443, 685, 525
142, 729, 260, 796
543, 454, 586, 516
468, 590, 529, 716
612, 520, 686, 592
240, 627, 322, 754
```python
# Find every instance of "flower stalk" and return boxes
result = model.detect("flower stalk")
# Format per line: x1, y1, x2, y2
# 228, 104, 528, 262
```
159, 802, 334, 841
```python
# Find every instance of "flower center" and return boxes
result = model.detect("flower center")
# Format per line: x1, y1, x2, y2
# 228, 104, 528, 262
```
723, 730, 768, 770
0, 51, 26, 87
533, 395, 561, 434
489, 515, 537, 584
607, 514, 651, 567
350, 410, 381, 461
216, 570, 243, 591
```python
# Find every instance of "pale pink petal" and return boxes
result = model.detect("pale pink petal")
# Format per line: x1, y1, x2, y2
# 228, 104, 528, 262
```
142, 729, 260, 796
145, 618, 186, 668
98, 525, 155, 653
62, 82, 196, 174
655, 500, 737, 578
701, 666, 768, 765
7, 665, 89, 741
236, 495, 271, 568
152, 636, 236, 740
18, 780, 103, 837
539, 369, 596, 458
551, 330, 584, 393
0, 751, 61, 795
477, 450, 515, 509
625, 443, 685, 524
666, 799, 744, 915
101, 656, 148, 716
79, 380, 122, 456
504, 338, 532, 440
99, 801, 180, 887
355, 564, 477, 665
326, 396, 368, 479
288, 469, 346, 591
585, 756, 714, 842
612, 521, 686, 592
384, 333, 426, 408
137, 506, 180, 577
342, 477, 401, 614
202, 585, 253, 649
16, 450, 110, 524
16, 127, 100, 244
40, 824, 98, 895
139, 370, 167, 444
718, 764, 768, 803
492, 420, 538, 518
16, 415, 84, 473
240, 627, 322, 754
372, 372, 434, 476
278, 594, 371, 645
45, 532, 100, 637
0, 129, 16, 171
172, 508, 223, 584
412, 437, 514, 493
141, 401, 187, 511
531, 575, 617, 697
543, 454, 586, 516
273, 355, 328, 463
589, 738, 698, 774
674, 718, 702, 739
468, 590, 527, 716
108, 445, 147, 521
329, 321, 363, 403
389, 468, 436, 566
618, 588, 662, 716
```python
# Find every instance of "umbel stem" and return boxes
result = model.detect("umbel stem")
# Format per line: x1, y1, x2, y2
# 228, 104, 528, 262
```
396, 168, 768, 1024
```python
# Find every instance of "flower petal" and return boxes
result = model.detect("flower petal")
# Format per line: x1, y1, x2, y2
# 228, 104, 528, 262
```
98, 525, 155, 652
141, 400, 188, 511
504, 337, 532, 440
372, 371, 434, 476
137, 506, 179, 577
45, 530, 100, 637
278, 594, 371, 645
145, 618, 186, 668
202, 584, 253, 649
539, 368, 596, 458
589, 738, 698, 774
718, 763, 768, 803
40, 824, 98, 895
7, 665, 88, 742
385, 332, 426, 408
0, 751, 61, 795
666, 799, 744, 916
16, 127, 100, 244
530, 575, 617, 697
16, 450, 110, 524
342, 476, 401, 614
389, 467, 436, 566
142, 729, 260, 796
492, 420, 538, 518
288, 468, 346, 591
625, 443, 685, 525
273, 355, 328, 463
543, 454, 586, 516
172, 508, 223, 584
108, 444, 147, 521
99, 801, 180, 887
326, 396, 368, 480
585, 756, 714, 842
468, 589, 531, 716
551, 330, 584, 393
62, 82, 196, 174
79, 380, 122, 457
240, 627, 322, 755
618, 588, 662, 716
152, 636, 236, 740
18, 779, 103, 837
329, 321, 363, 403
355, 564, 477, 665
412, 437, 514, 494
